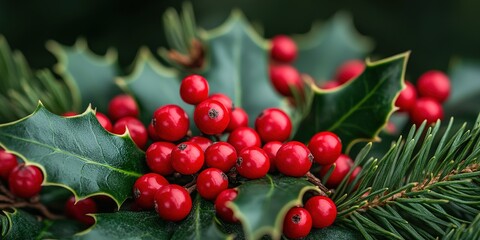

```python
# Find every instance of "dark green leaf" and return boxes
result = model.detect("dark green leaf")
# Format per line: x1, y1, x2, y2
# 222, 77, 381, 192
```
306, 225, 364, 240
1, 209, 43, 240
47, 39, 121, 112
294, 12, 373, 82
294, 53, 408, 151
39, 219, 85, 239
230, 175, 320, 240
0, 103, 145, 207
73, 211, 175, 240
200, 10, 291, 125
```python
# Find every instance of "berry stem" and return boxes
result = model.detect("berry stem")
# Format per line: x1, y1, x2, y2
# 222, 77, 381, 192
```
306, 172, 330, 196
186, 184, 197, 194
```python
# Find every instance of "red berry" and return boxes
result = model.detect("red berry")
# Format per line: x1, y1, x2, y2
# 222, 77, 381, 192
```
95, 112, 113, 132
146, 142, 176, 176
282, 207, 312, 239
154, 184, 192, 221
227, 127, 261, 152
305, 196, 337, 228
270, 35, 297, 63
276, 141, 313, 177
335, 60, 365, 84
208, 93, 233, 111
395, 81, 417, 112
226, 107, 249, 132
214, 188, 238, 223
133, 173, 169, 209
153, 104, 190, 142
171, 142, 204, 175
263, 141, 282, 172
108, 94, 139, 121
196, 168, 229, 200
319, 154, 353, 187
236, 146, 269, 179
308, 131, 342, 166
147, 121, 161, 142
269, 65, 303, 97
180, 74, 209, 105
0, 150, 18, 180
65, 196, 98, 225
205, 142, 237, 172
255, 108, 292, 143
194, 99, 230, 135
8, 164, 43, 198
112, 117, 148, 149
62, 111, 77, 117
409, 98, 444, 126
417, 70, 450, 103
188, 136, 213, 152
320, 80, 341, 90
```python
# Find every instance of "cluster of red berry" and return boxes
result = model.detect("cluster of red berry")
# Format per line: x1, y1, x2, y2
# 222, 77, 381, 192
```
394, 70, 450, 126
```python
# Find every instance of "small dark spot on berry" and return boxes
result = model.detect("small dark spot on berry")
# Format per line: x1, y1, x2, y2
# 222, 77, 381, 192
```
208, 108, 219, 119
178, 143, 187, 150
292, 214, 301, 224
133, 188, 140, 199
236, 157, 243, 166
151, 118, 157, 126
308, 153, 314, 163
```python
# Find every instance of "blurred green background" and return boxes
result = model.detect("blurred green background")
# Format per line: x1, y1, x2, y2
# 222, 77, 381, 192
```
0, 0, 479, 79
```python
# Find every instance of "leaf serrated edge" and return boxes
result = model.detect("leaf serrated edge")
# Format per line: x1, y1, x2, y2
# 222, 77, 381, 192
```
228, 176, 320, 240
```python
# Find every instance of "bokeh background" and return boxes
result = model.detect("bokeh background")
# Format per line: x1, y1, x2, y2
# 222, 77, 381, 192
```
1, 0, 479, 79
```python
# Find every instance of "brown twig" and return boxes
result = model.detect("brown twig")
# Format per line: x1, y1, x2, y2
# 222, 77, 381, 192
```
306, 172, 329, 196
168, 39, 205, 69
186, 184, 197, 194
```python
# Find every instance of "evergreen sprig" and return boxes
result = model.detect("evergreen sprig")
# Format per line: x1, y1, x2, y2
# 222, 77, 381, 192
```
332, 117, 480, 239
0, 36, 79, 122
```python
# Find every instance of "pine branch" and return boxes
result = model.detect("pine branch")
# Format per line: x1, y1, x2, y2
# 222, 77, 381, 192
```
443, 213, 480, 240
333, 117, 480, 239
0, 36, 79, 123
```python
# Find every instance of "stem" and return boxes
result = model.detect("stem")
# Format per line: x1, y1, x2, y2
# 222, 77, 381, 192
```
168, 39, 204, 69
306, 172, 329, 196
186, 184, 197, 194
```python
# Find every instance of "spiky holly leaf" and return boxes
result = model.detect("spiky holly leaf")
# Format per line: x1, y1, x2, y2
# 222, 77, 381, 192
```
47, 39, 121, 112
294, 12, 373, 82
307, 225, 363, 240
1, 209, 42, 239
0, 103, 145, 207
200, 10, 291, 125
116, 48, 193, 125
229, 176, 320, 240
294, 53, 408, 152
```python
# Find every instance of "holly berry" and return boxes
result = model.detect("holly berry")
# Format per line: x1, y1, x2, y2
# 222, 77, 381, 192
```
282, 207, 312, 239
319, 154, 353, 187
8, 164, 43, 198
226, 107, 249, 132
196, 168, 229, 200
409, 98, 444, 126
194, 99, 230, 135
236, 146, 270, 179
0, 149, 18, 180
320, 80, 341, 90
335, 60, 365, 84
255, 108, 292, 143
188, 136, 213, 152
154, 184, 192, 221
146, 142, 176, 176
95, 112, 113, 132
112, 116, 148, 149
62, 111, 77, 117
153, 104, 190, 142
214, 188, 238, 223
276, 141, 313, 177
269, 64, 303, 97
308, 131, 342, 166
262, 141, 282, 172
208, 93, 233, 111
65, 196, 98, 225
227, 127, 261, 152
171, 142, 204, 175
180, 74, 209, 105
205, 142, 237, 172
416, 70, 450, 103
133, 173, 169, 209
305, 196, 337, 228
270, 35, 297, 63
108, 94, 139, 121
395, 81, 417, 112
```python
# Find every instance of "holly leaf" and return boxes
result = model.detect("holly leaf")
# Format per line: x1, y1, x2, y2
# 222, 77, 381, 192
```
0, 103, 145, 207
294, 12, 374, 82
47, 39, 121, 112
229, 176, 320, 240
1, 209, 43, 240
73, 211, 175, 240
306, 225, 363, 240
294, 52, 408, 152
116, 48, 193, 125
